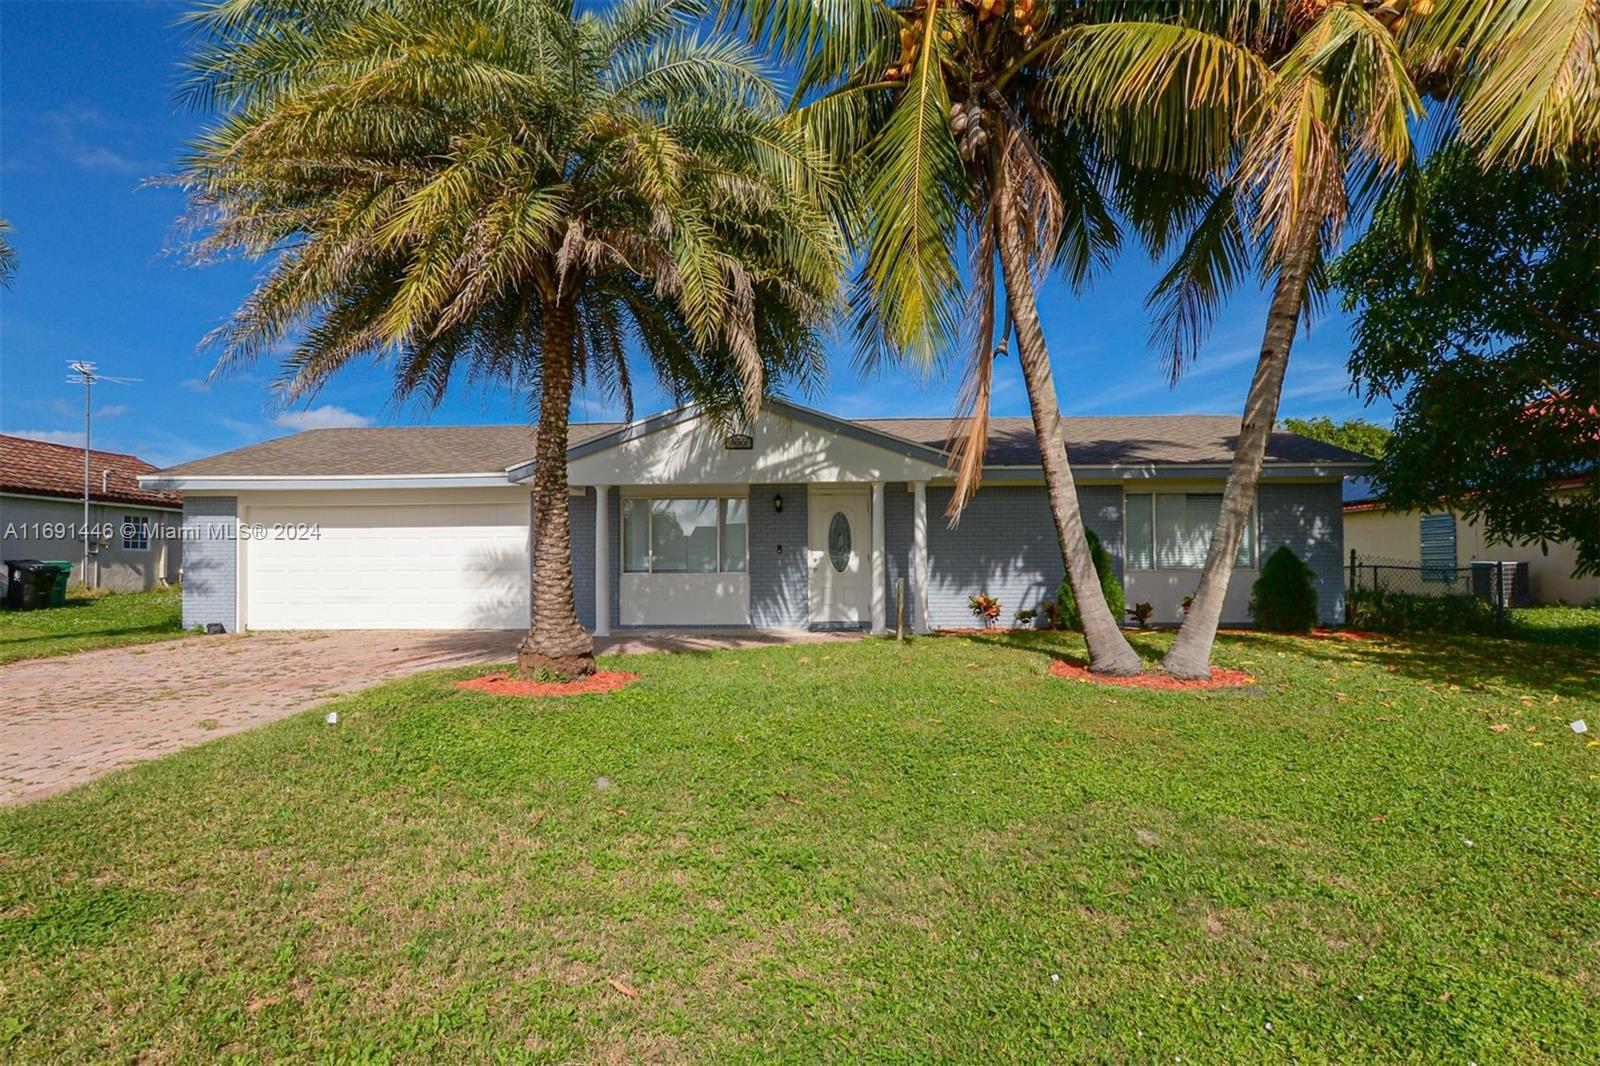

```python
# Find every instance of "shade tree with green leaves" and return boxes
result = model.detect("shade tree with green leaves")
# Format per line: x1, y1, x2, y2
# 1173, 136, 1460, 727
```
1333, 146, 1599, 576
1281, 416, 1391, 459
177, 0, 845, 678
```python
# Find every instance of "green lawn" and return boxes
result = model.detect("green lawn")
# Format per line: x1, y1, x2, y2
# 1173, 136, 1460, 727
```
0, 586, 189, 663
1509, 604, 1600, 651
2, 630, 1596, 1062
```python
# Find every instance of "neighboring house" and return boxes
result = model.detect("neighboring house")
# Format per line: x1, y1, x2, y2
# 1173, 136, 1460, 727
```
1344, 476, 1599, 606
140, 402, 1368, 634
1, 433, 183, 591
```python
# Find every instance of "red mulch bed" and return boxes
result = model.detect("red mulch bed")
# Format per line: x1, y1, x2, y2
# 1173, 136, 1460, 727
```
1220, 627, 1383, 642
1049, 659, 1256, 689
455, 671, 641, 698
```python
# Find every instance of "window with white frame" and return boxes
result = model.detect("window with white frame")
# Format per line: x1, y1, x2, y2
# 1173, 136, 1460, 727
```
622, 497, 748, 574
122, 515, 151, 551
1123, 493, 1254, 570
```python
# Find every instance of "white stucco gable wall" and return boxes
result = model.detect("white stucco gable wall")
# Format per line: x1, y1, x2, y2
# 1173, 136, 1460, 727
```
560, 406, 950, 487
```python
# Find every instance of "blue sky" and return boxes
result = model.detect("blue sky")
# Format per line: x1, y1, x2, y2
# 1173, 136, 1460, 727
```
0, 1, 1386, 468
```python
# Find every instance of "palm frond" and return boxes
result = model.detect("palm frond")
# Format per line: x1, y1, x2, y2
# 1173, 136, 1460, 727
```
1144, 181, 1250, 383
858, 2, 965, 367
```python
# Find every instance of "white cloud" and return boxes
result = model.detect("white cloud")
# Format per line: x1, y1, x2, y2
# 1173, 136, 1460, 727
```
272, 405, 373, 431
214, 415, 259, 436
96, 404, 130, 419
179, 378, 211, 394
9, 428, 87, 447
39, 105, 148, 174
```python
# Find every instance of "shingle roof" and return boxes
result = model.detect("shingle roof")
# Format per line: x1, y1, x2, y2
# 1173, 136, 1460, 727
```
0, 434, 182, 508
147, 412, 1369, 479
151, 423, 622, 477
856, 415, 1374, 467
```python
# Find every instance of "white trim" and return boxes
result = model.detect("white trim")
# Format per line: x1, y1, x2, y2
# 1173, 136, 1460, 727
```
235, 503, 247, 633
870, 481, 886, 635
912, 480, 930, 634
564, 409, 950, 488
594, 485, 612, 637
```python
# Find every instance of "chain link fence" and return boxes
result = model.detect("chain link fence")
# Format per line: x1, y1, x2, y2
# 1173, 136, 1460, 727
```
1345, 550, 1528, 631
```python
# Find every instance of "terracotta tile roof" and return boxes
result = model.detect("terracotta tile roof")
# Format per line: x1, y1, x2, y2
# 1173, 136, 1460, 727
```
0, 434, 182, 509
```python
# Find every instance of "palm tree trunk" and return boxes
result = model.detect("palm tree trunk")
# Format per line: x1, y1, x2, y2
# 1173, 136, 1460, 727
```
1162, 221, 1321, 679
517, 297, 597, 680
994, 181, 1143, 676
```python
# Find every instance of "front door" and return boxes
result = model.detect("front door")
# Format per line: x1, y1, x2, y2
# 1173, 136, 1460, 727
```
808, 488, 872, 626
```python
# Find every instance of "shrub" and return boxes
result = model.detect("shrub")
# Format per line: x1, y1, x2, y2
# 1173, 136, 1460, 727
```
1126, 602, 1154, 628
1250, 546, 1319, 633
1013, 608, 1036, 627
1057, 529, 1124, 630
968, 593, 1001, 628
1348, 588, 1509, 637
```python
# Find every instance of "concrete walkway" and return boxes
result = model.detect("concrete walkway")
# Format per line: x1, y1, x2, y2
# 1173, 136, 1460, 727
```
0, 628, 857, 805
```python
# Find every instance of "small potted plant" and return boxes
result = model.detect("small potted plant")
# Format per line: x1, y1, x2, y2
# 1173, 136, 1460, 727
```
1013, 607, 1036, 629
1126, 602, 1154, 629
968, 593, 1002, 628
1181, 594, 1195, 616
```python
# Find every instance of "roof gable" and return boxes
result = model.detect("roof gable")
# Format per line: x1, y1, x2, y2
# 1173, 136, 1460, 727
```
555, 401, 951, 486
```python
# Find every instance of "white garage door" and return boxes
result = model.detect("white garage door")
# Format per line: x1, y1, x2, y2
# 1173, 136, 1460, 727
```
244, 502, 530, 630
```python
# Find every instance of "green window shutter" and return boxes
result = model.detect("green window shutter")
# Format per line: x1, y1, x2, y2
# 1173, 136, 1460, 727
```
1419, 513, 1457, 581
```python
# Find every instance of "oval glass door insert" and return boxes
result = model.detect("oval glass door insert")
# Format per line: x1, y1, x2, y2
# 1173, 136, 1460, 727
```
827, 512, 851, 573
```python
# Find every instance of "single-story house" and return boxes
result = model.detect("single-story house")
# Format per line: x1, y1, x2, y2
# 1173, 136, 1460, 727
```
1, 433, 183, 591
139, 402, 1368, 634
1344, 475, 1599, 606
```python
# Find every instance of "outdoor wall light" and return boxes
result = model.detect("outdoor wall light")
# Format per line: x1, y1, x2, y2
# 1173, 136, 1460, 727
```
773, 493, 784, 513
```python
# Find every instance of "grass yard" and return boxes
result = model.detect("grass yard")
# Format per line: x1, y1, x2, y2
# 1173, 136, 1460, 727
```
1, 630, 1596, 1062
0, 586, 189, 664
1509, 604, 1600, 651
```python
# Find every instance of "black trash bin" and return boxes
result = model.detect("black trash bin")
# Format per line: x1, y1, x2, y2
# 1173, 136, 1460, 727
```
4, 560, 54, 610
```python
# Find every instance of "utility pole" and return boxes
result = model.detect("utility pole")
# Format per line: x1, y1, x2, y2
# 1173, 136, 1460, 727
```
65, 362, 138, 589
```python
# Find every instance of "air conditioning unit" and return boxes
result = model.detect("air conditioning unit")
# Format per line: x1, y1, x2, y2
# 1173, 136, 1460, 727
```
1470, 560, 1531, 608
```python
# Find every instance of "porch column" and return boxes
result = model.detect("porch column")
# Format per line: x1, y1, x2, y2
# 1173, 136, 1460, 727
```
870, 480, 887, 634
593, 485, 612, 637
912, 480, 930, 633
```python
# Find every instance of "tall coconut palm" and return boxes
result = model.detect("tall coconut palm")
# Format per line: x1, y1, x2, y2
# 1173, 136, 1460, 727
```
178, 0, 844, 678
722, 1, 1258, 675
1059, 0, 1598, 677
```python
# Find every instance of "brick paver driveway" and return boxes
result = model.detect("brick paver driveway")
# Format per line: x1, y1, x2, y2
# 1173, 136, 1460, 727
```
0, 630, 519, 806
0, 628, 856, 806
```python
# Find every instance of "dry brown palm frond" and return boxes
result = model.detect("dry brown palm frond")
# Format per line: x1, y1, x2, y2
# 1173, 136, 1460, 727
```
944, 202, 999, 523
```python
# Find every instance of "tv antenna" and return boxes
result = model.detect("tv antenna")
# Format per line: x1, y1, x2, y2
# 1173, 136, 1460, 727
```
65, 361, 140, 588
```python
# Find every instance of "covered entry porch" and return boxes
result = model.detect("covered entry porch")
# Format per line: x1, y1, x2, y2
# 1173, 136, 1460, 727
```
514, 403, 950, 636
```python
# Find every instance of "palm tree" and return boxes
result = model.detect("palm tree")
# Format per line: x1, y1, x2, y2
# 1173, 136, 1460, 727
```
722, 1, 1253, 675
1056, 0, 1599, 677
0, 219, 17, 288
178, 0, 844, 678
